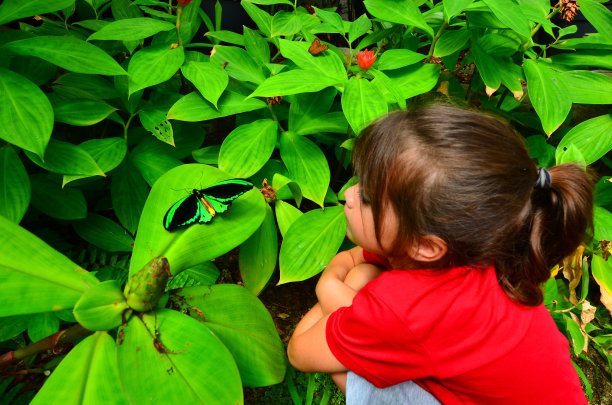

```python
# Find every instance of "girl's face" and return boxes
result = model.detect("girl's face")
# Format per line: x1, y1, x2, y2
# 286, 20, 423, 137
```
344, 183, 398, 255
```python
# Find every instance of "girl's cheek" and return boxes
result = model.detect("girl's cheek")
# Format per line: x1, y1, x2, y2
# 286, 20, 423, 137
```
344, 185, 357, 209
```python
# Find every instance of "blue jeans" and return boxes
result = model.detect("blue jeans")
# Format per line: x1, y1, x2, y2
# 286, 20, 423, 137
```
346, 372, 441, 405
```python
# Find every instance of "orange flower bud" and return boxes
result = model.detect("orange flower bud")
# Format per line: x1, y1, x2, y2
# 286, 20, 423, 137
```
357, 49, 376, 71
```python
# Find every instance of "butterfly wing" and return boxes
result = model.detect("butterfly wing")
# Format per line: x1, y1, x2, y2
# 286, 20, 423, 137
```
199, 179, 253, 216
164, 192, 213, 231
308, 38, 329, 55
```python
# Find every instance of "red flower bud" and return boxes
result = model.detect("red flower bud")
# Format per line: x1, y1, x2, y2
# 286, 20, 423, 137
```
357, 49, 376, 71
177, 0, 193, 5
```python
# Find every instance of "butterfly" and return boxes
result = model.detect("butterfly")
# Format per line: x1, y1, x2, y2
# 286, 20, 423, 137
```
163, 179, 253, 231
308, 38, 329, 56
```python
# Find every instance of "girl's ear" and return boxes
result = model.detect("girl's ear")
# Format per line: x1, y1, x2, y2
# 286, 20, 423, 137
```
411, 235, 447, 263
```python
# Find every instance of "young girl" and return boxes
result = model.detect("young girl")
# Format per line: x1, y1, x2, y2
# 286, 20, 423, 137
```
287, 104, 593, 404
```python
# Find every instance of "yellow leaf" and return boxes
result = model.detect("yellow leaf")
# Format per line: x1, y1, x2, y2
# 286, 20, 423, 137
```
562, 245, 585, 304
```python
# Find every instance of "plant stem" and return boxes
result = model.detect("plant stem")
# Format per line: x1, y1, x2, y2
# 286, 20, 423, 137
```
426, 21, 449, 62
124, 113, 135, 140
0, 324, 92, 366
176, 7, 184, 46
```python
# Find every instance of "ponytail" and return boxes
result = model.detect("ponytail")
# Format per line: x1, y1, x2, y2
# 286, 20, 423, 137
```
497, 163, 594, 306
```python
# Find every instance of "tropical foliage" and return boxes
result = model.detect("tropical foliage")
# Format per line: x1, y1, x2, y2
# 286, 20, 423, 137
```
0, 0, 611, 402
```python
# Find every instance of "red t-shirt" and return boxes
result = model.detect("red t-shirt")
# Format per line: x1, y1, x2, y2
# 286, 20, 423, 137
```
326, 250, 586, 404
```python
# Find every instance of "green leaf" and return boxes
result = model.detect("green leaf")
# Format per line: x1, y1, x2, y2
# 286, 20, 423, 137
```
561, 70, 612, 105
279, 205, 346, 283
3, 36, 126, 76
369, 69, 407, 109
192, 145, 220, 164
51, 98, 117, 126
384, 63, 440, 99
592, 254, 612, 302
210, 45, 265, 85
551, 50, 612, 70
168, 91, 267, 121
206, 30, 246, 46
0, 0, 75, 25
27, 312, 59, 342
239, 205, 277, 295
274, 199, 302, 237
250, 69, 342, 98
0, 68, 53, 158
434, 29, 470, 57
25, 139, 105, 177
139, 109, 174, 146
128, 45, 185, 95
271, 10, 302, 37
0, 315, 28, 341
377, 49, 425, 70
280, 131, 330, 207
557, 114, 612, 165
349, 14, 372, 44
243, 26, 270, 65
63, 137, 127, 185
363, 0, 433, 37
0, 215, 99, 317
166, 262, 220, 289
444, 0, 475, 21
593, 206, 612, 243
30, 174, 87, 220
181, 61, 229, 108
482, 0, 531, 38
31, 332, 127, 405
73, 280, 129, 331
0, 146, 30, 223
130, 147, 182, 187
129, 164, 266, 275
219, 119, 278, 178
111, 159, 149, 234
578, 0, 612, 40
174, 285, 286, 387
88, 17, 175, 41
595, 176, 612, 210
523, 59, 571, 135
73, 214, 134, 252
53, 72, 119, 100
555, 144, 586, 166
278, 39, 346, 83
341, 76, 388, 135
241, 1, 272, 37
564, 313, 586, 355
117, 310, 242, 404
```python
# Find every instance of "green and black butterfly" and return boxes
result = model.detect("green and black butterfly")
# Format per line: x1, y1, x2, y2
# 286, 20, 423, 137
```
163, 179, 253, 231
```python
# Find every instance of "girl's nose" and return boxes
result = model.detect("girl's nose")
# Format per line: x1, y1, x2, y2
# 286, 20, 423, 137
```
345, 184, 357, 209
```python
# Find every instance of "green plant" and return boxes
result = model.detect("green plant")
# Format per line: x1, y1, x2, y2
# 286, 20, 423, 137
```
1, 0, 611, 402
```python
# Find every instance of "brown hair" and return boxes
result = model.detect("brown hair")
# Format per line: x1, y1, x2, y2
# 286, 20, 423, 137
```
352, 104, 594, 306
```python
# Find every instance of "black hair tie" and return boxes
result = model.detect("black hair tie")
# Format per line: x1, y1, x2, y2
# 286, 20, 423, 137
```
534, 167, 552, 189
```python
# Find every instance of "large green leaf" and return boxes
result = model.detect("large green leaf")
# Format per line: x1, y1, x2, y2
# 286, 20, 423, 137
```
31, 332, 127, 405
0, 146, 30, 223
0, 67, 53, 158
377, 49, 425, 70
3, 36, 126, 76
88, 17, 175, 41
443, 0, 475, 21
175, 284, 286, 387
384, 63, 440, 99
27, 312, 59, 342
0, 215, 98, 317
243, 26, 270, 65
53, 73, 119, 100
129, 164, 266, 275
278, 38, 346, 82
363, 0, 433, 36
482, 0, 531, 38
73, 281, 129, 331
556, 114, 612, 165
551, 50, 612, 70
167, 91, 267, 121
117, 310, 242, 404
249, 69, 343, 98
73, 214, 135, 252
561, 70, 612, 105
111, 159, 149, 234
594, 206, 612, 243
180, 61, 228, 108
280, 131, 330, 207
274, 199, 303, 237
210, 45, 265, 85
592, 254, 612, 302
341, 76, 388, 135
128, 45, 185, 95
241, 1, 273, 37
239, 205, 278, 295
0, 0, 75, 25
271, 10, 302, 37
52, 98, 117, 126
130, 147, 182, 187
63, 137, 127, 185
523, 59, 571, 135
30, 174, 87, 220
25, 139, 105, 177
219, 119, 278, 178
579, 0, 612, 40
435, 29, 470, 58
279, 205, 346, 283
